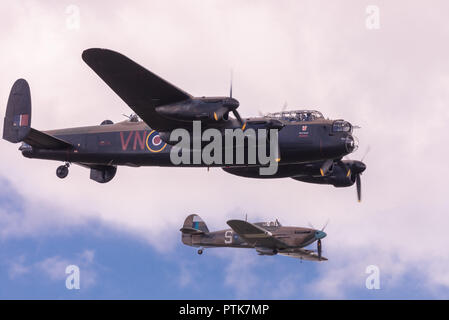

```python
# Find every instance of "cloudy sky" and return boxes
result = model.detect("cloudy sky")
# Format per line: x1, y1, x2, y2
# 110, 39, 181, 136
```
1, 0, 448, 299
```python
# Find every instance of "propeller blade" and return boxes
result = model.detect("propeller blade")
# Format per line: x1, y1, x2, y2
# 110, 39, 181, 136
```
320, 159, 334, 176
321, 219, 329, 232
339, 159, 351, 177
229, 69, 233, 98
232, 110, 242, 123
232, 109, 245, 128
282, 101, 288, 111
361, 146, 371, 162
227, 71, 247, 129
317, 239, 322, 260
356, 173, 362, 202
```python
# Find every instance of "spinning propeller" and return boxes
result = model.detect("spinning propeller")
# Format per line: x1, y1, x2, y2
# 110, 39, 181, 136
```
228, 71, 245, 129
343, 146, 369, 202
346, 160, 366, 202
309, 221, 329, 261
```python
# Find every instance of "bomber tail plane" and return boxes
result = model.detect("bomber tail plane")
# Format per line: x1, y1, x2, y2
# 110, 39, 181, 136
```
3, 79, 72, 150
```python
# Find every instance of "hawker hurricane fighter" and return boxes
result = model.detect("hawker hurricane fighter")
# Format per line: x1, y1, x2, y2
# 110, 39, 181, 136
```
181, 214, 328, 261
3, 48, 366, 200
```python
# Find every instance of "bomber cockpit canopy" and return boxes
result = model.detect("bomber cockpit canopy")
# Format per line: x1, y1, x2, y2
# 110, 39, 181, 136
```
265, 110, 324, 122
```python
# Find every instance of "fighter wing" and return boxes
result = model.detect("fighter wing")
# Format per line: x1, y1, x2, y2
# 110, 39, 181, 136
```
226, 220, 289, 249
278, 249, 328, 261
82, 48, 193, 131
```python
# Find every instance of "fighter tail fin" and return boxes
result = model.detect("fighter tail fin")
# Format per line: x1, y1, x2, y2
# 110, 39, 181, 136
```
180, 214, 209, 234
180, 214, 209, 247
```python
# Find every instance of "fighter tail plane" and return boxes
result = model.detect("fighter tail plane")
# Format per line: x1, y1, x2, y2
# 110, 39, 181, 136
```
181, 214, 328, 261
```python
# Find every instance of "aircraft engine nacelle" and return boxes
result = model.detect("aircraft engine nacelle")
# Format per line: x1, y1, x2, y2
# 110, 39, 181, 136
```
222, 166, 299, 179
255, 247, 278, 256
90, 165, 117, 183
155, 97, 239, 123
223, 161, 333, 179
330, 170, 356, 187
292, 162, 356, 187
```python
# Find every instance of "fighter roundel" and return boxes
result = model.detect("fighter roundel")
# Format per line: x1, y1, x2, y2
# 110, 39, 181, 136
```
146, 130, 167, 152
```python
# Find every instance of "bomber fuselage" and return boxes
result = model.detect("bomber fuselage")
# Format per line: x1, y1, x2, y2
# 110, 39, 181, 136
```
21, 116, 356, 168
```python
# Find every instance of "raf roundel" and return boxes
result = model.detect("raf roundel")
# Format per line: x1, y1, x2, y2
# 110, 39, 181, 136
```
146, 130, 167, 153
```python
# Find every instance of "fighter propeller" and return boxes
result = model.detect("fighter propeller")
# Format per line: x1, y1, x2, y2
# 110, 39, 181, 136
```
309, 220, 329, 261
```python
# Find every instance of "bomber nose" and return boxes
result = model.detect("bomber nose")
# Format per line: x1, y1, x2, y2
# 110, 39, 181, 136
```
344, 134, 358, 153
315, 231, 327, 239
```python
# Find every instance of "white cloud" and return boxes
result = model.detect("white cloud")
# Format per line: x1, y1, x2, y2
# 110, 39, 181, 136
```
222, 250, 260, 298
7, 255, 30, 279
7, 250, 97, 289
1, 0, 449, 298
36, 256, 72, 281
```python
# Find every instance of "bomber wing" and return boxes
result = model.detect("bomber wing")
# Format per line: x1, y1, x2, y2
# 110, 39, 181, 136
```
226, 219, 289, 249
82, 48, 193, 131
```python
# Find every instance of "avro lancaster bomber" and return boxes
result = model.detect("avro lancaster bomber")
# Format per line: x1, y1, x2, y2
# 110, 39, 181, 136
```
3, 48, 366, 200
